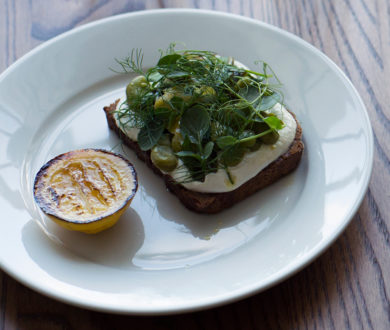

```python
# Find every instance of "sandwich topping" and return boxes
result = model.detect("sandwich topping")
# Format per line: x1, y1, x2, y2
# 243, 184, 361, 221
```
113, 45, 297, 193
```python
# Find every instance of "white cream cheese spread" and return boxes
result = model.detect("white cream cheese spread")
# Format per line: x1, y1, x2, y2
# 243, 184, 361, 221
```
115, 98, 140, 141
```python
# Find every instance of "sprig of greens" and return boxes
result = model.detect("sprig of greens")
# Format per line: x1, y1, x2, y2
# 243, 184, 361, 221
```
113, 44, 285, 183
113, 48, 144, 75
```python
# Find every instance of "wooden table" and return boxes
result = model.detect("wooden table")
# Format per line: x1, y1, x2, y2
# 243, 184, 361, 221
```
1, 1, 389, 329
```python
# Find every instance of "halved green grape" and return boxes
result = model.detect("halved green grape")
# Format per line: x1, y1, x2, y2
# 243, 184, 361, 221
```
126, 76, 148, 100
260, 131, 280, 145
151, 145, 178, 172
171, 131, 183, 152
248, 139, 263, 151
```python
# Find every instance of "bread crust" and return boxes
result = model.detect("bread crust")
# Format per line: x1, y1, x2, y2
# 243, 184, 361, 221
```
104, 100, 304, 213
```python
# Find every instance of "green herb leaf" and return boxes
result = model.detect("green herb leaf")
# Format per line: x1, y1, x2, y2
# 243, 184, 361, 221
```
202, 141, 214, 159
137, 120, 165, 151
239, 85, 259, 103
181, 135, 196, 152
264, 115, 284, 130
216, 136, 237, 149
169, 96, 186, 112
176, 151, 202, 161
180, 106, 210, 144
257, 93, 281, 111
166, 71, 190, 79
154, 107, 171, 121
147, 70, 163, 83
220, 144, 246, 167
112, 48, 144, 74
158, 54, 182, 66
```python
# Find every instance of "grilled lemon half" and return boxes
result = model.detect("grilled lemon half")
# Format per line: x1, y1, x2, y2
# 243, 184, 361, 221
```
33, 149, 138, 234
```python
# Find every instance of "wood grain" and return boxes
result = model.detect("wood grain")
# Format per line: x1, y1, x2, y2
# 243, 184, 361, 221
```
1, 0, 390, 329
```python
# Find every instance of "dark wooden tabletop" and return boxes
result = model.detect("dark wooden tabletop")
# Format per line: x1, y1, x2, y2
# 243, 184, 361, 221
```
1, 0, 389, 329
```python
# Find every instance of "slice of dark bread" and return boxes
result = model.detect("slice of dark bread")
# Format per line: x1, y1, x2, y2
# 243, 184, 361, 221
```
103, 100, 304, 213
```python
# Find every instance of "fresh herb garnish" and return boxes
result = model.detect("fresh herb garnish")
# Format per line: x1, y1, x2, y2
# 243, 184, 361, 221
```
113, 44, 284, 184
137, 119, 165, 151
180, 106, 210, 145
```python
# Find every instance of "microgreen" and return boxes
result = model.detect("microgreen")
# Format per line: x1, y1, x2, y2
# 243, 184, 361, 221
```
216, 136, 237, 149
112, 48, 144, 75
114, 44, 285, 183
264, 115, 284, 130
138, 120, 165, 151
180, 106, 210, 145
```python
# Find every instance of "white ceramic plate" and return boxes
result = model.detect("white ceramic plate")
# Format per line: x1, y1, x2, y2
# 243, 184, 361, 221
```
0, 9, 373, 314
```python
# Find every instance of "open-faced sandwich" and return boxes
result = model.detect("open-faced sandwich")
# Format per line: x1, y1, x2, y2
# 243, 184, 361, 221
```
104, 46, 304, 213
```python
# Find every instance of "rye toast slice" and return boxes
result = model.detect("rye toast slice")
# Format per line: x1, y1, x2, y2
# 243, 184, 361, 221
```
103, 99, 304, 213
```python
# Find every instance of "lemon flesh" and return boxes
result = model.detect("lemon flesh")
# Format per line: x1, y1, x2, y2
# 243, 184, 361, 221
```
34, 149, 137, 234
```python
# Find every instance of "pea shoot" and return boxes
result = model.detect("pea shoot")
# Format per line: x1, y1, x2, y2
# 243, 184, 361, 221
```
113, 44, 284, 184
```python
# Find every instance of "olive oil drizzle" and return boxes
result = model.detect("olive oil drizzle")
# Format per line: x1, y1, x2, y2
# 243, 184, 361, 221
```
48, 159, 126, 217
